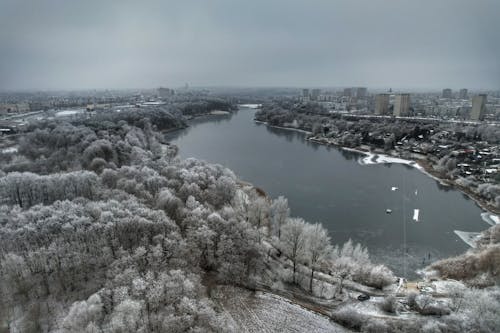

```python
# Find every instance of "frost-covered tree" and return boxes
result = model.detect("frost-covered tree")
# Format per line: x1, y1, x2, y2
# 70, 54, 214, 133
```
247, 196, 269, 229
303, 223, 332, 292
280, 217, 307, 284
61, 294, 103, 333
269, 196, 289, 238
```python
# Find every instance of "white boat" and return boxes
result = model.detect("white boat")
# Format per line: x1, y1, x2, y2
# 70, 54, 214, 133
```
415, 189, 418, 196
391, 187, 399, 191
386, 209, 393, 214
413, 209, 420, 222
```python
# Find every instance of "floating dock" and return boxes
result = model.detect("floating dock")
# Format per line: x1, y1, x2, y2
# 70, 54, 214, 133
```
413, 209, 420, 222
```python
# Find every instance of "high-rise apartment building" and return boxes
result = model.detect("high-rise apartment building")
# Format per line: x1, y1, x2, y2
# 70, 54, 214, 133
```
302, 89, 310, 98
158, 87, 175, 98
375, 94, 390, 115
393, 94, 410, 117
470, 94, 487, 121
356, 87, 367, 99
442, 88, 452, 99
459, 88, 468, 100
311, 89, 321, 101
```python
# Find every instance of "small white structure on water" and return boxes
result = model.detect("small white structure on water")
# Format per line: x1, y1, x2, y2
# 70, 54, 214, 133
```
413, 209, 420, 222
454, 230, 481, 248
391, 187, 399, 191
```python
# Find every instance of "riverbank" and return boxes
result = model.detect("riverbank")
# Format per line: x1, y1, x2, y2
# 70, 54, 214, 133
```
256, 119, 499, 216
340, 145, 499, 215
161, 109, 235, 135
254, 120, 312, 134
185, 110, 234, 120
347, 146, 499, 216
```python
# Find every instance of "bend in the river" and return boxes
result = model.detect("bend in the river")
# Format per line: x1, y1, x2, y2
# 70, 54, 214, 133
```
166, 107, 488, 278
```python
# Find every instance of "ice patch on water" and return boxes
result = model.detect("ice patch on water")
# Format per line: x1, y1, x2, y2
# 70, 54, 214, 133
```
356, 152, 424, 170
454, 230, 481, 248
481, 212, 499, 226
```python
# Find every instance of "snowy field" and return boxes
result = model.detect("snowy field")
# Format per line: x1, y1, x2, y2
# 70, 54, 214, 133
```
215, 285, 351, 333
55, 109, 85, 117
1, 147, 17, 154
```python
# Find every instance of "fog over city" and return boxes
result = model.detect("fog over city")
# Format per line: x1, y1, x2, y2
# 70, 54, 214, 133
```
1, 0, 499, 91
2, 1, 500, 332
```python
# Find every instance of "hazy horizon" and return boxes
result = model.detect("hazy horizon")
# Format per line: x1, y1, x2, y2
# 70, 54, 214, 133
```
1, 0, 499, 91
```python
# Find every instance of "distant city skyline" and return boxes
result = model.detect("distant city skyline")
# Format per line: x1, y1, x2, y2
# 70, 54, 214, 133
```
1, 0, 499, 91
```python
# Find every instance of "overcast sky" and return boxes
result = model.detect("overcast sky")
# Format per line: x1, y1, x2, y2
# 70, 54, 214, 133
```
0, 0, 499, 91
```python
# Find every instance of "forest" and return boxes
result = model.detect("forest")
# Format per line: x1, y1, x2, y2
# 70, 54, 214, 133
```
0, 103, 499, 332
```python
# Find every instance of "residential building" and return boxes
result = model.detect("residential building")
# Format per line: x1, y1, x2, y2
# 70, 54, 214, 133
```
459, 88, 468, 100
442, 88, 452, 99
158, 87, 175, 98
375, 94, 390, 115
393, 93, 410, 116
311, 89, 321, 101
356, 87, 367, 99
470, 94, 487, 121
302, 88, 310, 98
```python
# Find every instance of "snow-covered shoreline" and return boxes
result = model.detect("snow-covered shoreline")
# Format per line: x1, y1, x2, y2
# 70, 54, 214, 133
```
254, 120, 471, 190
481, 212, 500, 226
239, 103, 262, 109
340, 146, 451, 185
453, 230, 482, 248
254, 120, 312, 134
356, 151, 423, 170
254, 120, 499, 249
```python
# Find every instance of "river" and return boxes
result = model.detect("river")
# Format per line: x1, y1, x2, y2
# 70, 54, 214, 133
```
166, 107, 488, 277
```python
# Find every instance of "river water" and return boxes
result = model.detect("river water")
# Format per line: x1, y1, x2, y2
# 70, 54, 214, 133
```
166, 107, 488, 277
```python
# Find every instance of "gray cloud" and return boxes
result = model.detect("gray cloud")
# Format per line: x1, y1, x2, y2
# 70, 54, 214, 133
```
0, 0, 499, 90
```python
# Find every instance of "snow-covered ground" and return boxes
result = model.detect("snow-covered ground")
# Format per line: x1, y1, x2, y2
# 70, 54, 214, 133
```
215, 285, 351, 333
1, 147, 17, 154
432, 279, 466, 294
239, 104, 262, 109
55, 109, 85, 117
141, 101, 165, 106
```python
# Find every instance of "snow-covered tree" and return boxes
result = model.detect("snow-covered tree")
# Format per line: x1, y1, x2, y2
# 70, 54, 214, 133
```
280, 217, 307, 284
303, 223, 332, 292
269, 196, 289, 238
